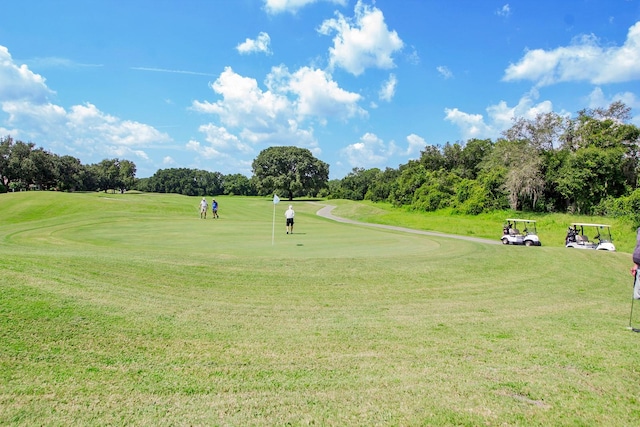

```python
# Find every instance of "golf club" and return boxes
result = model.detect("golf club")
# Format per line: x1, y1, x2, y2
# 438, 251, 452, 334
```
629, 270, 640, 332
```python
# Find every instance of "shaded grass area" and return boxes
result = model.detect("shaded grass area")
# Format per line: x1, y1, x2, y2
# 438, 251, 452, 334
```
1, 192, 639, 425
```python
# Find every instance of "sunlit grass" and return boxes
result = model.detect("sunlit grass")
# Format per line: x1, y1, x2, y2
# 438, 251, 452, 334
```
328, 199, 638, 253
1, 191, 639, 425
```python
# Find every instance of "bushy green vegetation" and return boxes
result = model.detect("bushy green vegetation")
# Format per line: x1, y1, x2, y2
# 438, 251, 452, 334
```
330, 102, 640, 221
1, 192, 639, 426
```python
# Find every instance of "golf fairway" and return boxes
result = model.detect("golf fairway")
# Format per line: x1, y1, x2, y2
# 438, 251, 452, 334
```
1, 191, 639, 426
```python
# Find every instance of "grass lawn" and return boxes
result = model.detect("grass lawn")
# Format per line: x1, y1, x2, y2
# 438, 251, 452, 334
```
1, 191, 639, 426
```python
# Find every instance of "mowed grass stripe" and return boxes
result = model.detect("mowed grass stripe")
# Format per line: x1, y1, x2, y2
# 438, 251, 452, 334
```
1, 191, 639, 426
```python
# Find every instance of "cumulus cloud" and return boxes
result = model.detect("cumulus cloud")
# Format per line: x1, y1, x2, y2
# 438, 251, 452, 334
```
586, 87, 639, 110
379, 73, 397, 102
504, 21, 640, 86
186, 137, 259, 176
191, 65, 365, 158
264, 0, 347, 14
192, 67, 291, 129
0, 45, 171, 163
191, 65, 367, 160
444, 91, 553, 140
405, 133, 426, 156
341, 131, 422, 168
236, 32, 272, 55
286, 66, 366, 120
341, 132, 389, 167
0, 45, 53, 103
198, 123, 253, 154
318, 0, 404, 76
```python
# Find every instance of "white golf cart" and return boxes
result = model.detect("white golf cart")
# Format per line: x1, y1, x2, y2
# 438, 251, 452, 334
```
501, 219, 541, 246
565, 223, 615, 251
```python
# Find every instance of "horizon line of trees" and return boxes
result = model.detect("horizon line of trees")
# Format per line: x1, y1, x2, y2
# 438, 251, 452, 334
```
2, 101, 640, 221
0, 136, 136, 193
329, 101, 640, 222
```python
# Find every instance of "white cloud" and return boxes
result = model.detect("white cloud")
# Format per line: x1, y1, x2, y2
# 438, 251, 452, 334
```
318, 0, 404, 76
192, 67, 291, 129
163, 156, 175, 165
341, 132, 389, 168
496, 4, 511, 18
504, 21, 640, 86
0, 45, 53, 103
105, 147, 150, 161
405, 133, 426, 157
192, 65, 364, 141
198, 123, 253, 154
66, 103, 171, 147
0, 44, 172, 164
445, 91, 553, 140
586, 87, 639, 110
436, 66, 453, 79
236, 32, 272, 55
186, 139, 222, 159
341, 132, 421, 168
264, 0, 346, 14
444, 108, 494, 140
186, 138, 255, 175
286, 66, 366, 120
379, 73, 397, 102
191, 66, 346, 158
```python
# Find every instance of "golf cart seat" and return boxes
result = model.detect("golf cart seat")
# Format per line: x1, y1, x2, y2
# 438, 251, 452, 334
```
576, 235, 589, 243
509, 228, 519, 235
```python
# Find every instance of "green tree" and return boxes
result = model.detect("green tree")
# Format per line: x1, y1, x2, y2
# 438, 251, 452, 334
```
389, 160, 428, 207
459, 138, 493, 179
419, 145, 445, 171
339, 167, 381, 200
0, 136, 14, 190
118, 159, 137, 192
222, 173, 254, 196
365, 167, 400, 202
481, 138, 544, 210
54, 155, 84, 191
252, 146, 329, 200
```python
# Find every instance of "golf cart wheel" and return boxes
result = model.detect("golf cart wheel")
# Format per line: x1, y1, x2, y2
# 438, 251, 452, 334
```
525, 240, 533, 247
501, 238, 509, 245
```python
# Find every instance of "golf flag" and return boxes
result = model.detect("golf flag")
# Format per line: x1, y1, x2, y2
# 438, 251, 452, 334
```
635, 270, 640, 300
273, 194, 280, 204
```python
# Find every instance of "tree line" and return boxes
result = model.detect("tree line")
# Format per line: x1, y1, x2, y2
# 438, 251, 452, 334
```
329, 101, 640, 221
2, 102, 639, 220
135, 146, 330, 199
0, 136, 136, 193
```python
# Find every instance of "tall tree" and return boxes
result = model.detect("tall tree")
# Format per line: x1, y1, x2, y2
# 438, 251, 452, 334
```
252, 146, 329, 200
222, 173, 254, 196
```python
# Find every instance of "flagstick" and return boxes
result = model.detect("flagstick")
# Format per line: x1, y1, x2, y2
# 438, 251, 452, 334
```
272, 202, 276, 245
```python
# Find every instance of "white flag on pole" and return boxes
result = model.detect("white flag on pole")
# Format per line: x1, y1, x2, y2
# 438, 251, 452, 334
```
273, 194, 280, 204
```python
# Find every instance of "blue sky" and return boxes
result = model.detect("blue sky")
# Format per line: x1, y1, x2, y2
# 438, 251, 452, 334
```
1, 0, 639, 179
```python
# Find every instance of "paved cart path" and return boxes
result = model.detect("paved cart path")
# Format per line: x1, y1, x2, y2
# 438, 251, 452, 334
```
314, 204, 500, 245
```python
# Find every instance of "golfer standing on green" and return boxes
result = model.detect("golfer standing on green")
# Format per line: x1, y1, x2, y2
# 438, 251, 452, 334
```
285, 205, 295, 234
200, 198, 208, 219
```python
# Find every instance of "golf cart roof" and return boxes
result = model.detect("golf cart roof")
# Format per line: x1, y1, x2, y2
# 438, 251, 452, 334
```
571, 223, 611, 228
506, 218, 536, 223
